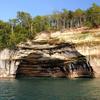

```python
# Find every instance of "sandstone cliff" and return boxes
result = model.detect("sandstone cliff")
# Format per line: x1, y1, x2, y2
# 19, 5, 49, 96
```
16, 41, 93, 78
0, 40, 93, 78
0, 28, 99, 78
47, 28, 100, 77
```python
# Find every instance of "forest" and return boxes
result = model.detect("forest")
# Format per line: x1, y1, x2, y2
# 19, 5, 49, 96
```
0, 3, 100, 49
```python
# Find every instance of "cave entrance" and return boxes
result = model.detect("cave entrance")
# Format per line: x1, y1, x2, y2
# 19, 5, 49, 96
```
16, 52, 66, 78
15, 43, 94, 78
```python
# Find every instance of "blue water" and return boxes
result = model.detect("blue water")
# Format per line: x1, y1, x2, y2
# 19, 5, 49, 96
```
0, 78, 100, 100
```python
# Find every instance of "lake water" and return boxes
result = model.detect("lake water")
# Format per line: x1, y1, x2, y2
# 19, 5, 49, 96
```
0, 77, 100, 100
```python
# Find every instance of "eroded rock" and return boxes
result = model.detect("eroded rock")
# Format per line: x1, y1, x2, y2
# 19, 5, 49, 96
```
0, 39, 94, 78
16, 42, 94, 78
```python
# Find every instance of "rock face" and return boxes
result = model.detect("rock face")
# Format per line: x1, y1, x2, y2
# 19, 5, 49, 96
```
0, 40, 94, 78
0, 49, 19, 78
16, 41, 94, 78
47, 28, 100, 78
0, 48, 33, 78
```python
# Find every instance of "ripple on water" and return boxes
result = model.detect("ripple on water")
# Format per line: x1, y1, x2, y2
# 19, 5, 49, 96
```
0, 78, 100, 100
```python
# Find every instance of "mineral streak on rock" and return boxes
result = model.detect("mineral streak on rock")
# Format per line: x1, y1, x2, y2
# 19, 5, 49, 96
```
0, 38, 94, 78
16, 42, 94, 78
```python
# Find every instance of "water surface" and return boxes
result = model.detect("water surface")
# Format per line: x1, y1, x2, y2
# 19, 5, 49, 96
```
0, 78, 100, 100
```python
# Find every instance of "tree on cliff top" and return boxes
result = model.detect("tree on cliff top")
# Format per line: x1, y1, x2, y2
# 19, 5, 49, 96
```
0, 3, 100, 49
86, 3, 100, 27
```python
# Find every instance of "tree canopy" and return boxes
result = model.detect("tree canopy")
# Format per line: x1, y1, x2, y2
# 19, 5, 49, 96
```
0, 3, 100, 49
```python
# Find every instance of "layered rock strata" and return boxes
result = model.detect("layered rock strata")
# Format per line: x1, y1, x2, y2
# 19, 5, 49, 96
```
0, 38, 94, 78
16, 42, 94, 78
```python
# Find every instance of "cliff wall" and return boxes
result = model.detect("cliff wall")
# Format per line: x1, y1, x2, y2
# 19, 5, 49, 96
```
0, 40, 93, 78
0, 28, 99, 78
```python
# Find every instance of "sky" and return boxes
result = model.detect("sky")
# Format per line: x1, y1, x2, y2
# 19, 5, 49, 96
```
0, 0, 100, 21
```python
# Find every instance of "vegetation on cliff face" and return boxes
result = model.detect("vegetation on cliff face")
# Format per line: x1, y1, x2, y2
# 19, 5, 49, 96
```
0, 3, 100, 49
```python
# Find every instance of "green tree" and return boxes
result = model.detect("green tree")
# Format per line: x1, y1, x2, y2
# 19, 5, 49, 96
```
86, 3, 100, 27
17, 11, 34, 38
74, 9, 85, 27
0, 21, 10, 49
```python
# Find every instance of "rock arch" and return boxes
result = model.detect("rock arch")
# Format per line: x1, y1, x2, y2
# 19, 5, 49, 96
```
0, 42, 94, 78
